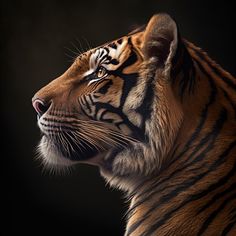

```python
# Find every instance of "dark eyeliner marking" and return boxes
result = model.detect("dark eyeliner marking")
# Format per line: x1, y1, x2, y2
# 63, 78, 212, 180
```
117, 38, 123, 44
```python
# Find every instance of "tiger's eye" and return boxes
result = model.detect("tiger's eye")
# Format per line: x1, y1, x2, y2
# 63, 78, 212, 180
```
96, 66, 107, 78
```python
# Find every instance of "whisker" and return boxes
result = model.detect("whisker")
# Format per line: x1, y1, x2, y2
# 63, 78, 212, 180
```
68, 131, 84, 152
75, 131, 104, 152
80, 127, 129, 149
75, 38, 87, 54
58, 126, 71, 154
77, 122, 139, 144
70, 41, 83, 55
64, 52, 77, 62
64, 46, 79, 56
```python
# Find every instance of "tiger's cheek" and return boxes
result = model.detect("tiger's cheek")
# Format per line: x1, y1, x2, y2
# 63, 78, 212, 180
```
95, 78, 124, 108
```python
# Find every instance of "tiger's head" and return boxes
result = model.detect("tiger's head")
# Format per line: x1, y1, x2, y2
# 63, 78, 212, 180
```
32, 14, 183, 191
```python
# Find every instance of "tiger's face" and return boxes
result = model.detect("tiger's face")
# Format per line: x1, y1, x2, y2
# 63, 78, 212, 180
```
33, 14, 183, 190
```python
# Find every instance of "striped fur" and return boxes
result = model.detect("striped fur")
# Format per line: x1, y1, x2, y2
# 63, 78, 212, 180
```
32, 13, 236, 235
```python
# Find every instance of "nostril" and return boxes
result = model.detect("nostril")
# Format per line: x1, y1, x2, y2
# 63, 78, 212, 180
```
32, 99, 51, 116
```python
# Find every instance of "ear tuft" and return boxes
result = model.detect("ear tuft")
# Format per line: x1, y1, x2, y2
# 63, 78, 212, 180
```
143, 13, 178, 72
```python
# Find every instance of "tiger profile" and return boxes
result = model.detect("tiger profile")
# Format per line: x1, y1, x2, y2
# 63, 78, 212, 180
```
32, 13, 236, 236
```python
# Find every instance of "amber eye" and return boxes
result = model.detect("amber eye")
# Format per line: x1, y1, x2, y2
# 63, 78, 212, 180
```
96, 66, 107, 78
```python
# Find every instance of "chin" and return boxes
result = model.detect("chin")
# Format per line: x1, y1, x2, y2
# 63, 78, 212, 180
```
98, 142, 162, 193
37, 135, 76, 168
37, 133, 159, 191
37, 134, 110, 169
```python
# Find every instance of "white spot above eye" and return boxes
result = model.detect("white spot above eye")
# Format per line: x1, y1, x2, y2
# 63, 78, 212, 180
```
83, 68, 95, 78
109, 39, 127, 59
87, 78, 102, 86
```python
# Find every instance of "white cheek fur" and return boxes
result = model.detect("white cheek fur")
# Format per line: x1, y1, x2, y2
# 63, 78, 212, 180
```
37, 136, 75, 168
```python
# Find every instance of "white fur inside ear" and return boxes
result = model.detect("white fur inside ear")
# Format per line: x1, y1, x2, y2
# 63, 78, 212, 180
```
164, 25, 178, 77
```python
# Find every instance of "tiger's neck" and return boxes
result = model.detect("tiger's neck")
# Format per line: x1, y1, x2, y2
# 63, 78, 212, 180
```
124, 41, 236, 236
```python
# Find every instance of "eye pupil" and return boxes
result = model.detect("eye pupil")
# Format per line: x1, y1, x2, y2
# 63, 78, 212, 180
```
97, 67, 106, 78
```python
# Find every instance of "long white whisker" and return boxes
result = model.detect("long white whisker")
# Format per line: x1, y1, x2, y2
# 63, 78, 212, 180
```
74, 130, 104, 152
76, 122, 139, 145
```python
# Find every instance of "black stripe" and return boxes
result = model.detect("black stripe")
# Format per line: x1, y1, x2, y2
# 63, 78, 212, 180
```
95, 49, 103, 64
78, 96, 86, 106
115, 121, 126, 130
197, 193, 236, 236
94, 102, 144, 140
40, 122, 76, 132
46, 112, 78, 119
115, 38, 137, 72
222, 88, 236, 119
99, 53, 108, 64
109, 58, 119, 65
87, 94, 95, 105
178, 72, 216, 156
189, 44, 236, 90
79, 102, 94, 120
126, 110, 228, 235
99, 109, 108, 121
83, 96, 92, 113
177, 45, 196, 100
127, 65, 217, 201
117, 38, 123, 44
108, 42, 117, 49
184, 107, 227, 164
96, 79, 113, 95
139, 141, 236, 236
43, 117, 79, 125
103, 58, 119, 65
209, 64, 236, 89
128, 56, 218, 199
197, 183, 236, 214
135, 80, 155, 131
118, 72, 138, 109
103, 47, 109, 54
221, 220, 236, 236
128, 160, 236, 236
126, 107, 226, 221
109, 52, 138, 110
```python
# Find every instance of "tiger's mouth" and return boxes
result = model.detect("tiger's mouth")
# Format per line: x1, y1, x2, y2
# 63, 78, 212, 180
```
39, 131, 112, 161
37, 116, 132, 168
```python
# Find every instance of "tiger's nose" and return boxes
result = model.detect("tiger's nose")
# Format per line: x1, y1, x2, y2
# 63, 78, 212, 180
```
32, 98, 51, 117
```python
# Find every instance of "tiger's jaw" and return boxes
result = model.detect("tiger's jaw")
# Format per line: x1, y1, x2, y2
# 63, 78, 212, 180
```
37, 133, 140, 176
37, 133, 123, 168
37, 135, 77, 167
35, 112, 136, 171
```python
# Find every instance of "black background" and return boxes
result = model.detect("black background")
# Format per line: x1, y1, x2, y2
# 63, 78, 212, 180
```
2, 0, 235, 235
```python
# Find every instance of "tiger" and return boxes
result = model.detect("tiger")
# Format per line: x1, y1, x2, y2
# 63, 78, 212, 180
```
32, 13, 236, 236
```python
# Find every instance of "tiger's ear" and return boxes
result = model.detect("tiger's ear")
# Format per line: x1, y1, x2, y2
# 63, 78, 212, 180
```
142, 13, 178, 76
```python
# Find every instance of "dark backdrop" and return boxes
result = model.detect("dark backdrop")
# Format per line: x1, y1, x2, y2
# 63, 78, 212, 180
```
2, 0, 235, 235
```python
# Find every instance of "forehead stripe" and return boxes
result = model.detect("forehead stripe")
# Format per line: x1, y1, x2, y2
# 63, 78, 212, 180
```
97, 49, 106, 62
84, 38, 127, 78
99, 53, 108, 64
108, 42, 117, 49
